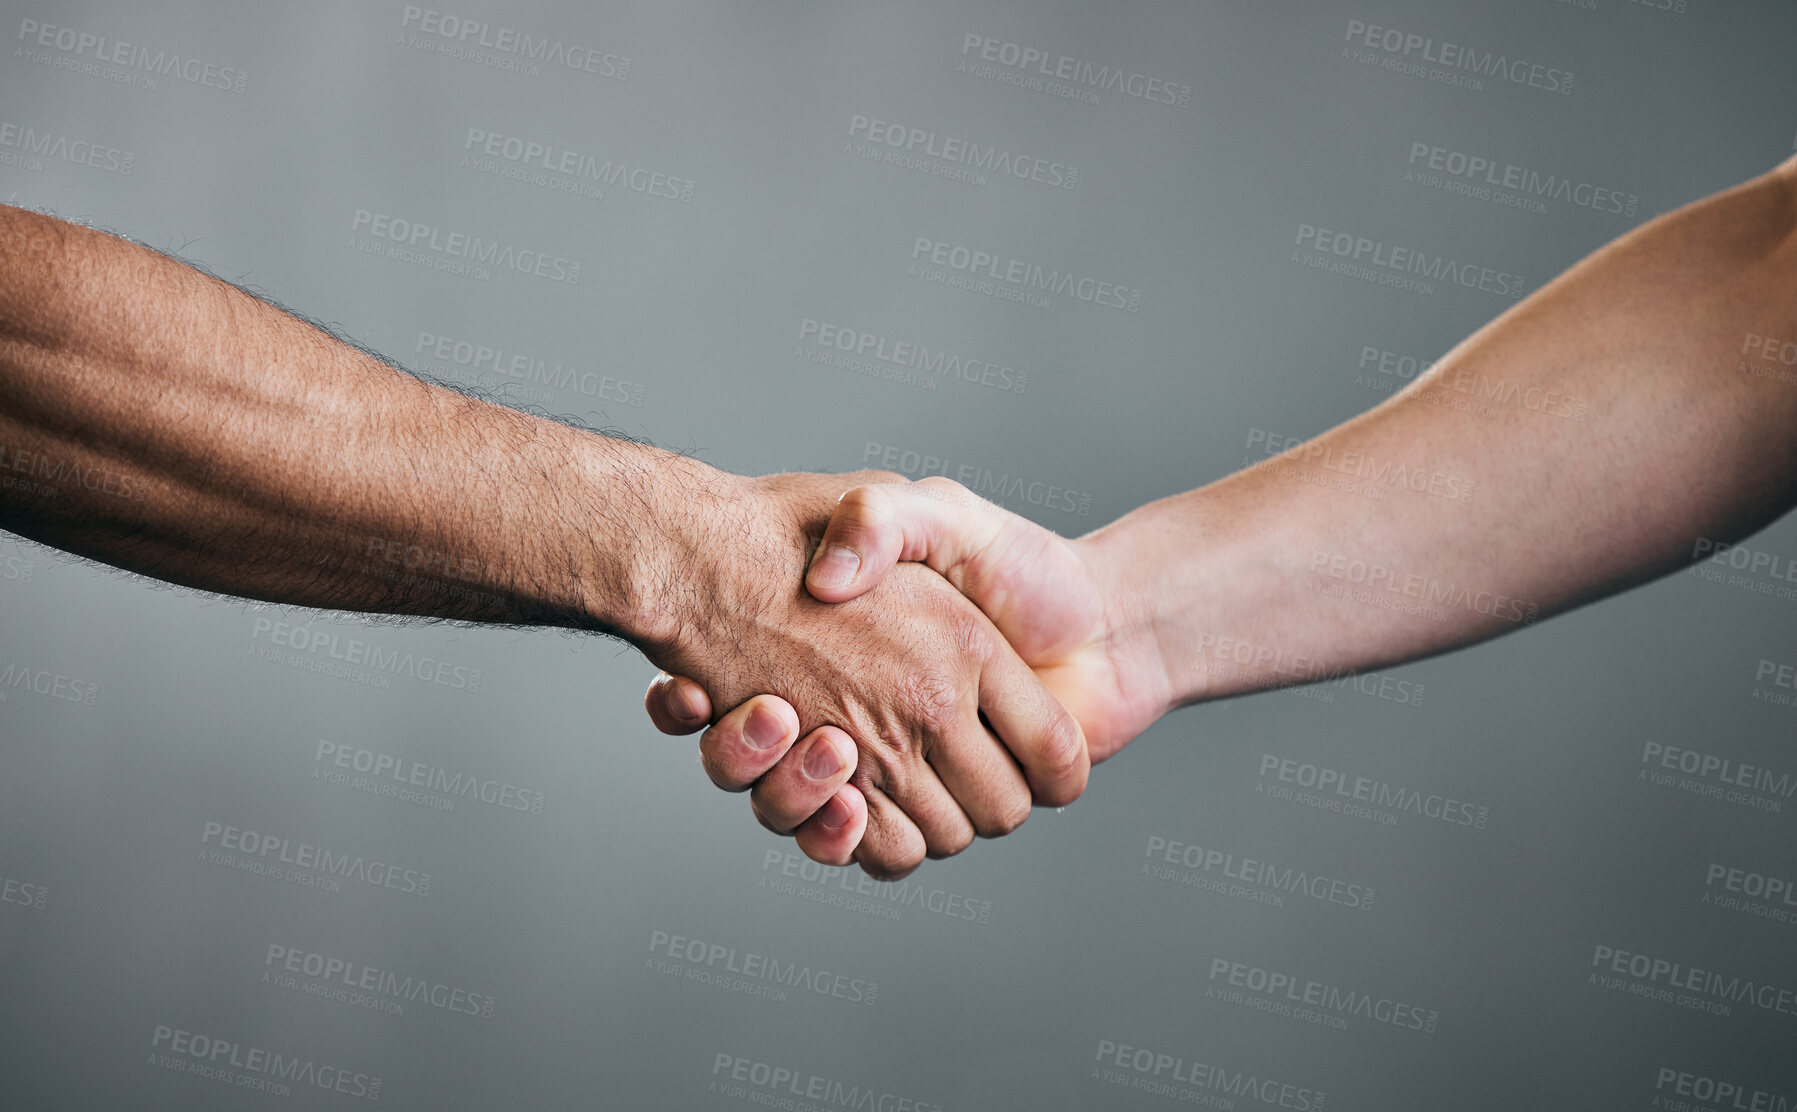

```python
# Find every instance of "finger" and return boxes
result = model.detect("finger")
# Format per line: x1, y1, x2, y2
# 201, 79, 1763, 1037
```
748, 725, 859, 834
852, 782, 929, 881
806, 478, 1006, 602
793, 786, 867, 866
872, 743, 978, 861
644, 672, 713, 735
925, 711, 1033, 839
980, 650, 1090, 808
698, 695, 801, 791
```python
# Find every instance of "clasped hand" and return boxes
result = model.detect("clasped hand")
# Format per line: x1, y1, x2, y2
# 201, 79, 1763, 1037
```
639, 473, 1170, 880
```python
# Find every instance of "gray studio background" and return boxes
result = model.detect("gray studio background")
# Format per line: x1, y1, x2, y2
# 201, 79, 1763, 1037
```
3, 1, 1796, 1108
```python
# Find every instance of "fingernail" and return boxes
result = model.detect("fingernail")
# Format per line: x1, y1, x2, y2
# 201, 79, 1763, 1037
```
818, 794, 851, 830
743, 705, 786, 751
803, 735, 845, 781
808, 545, 860, 591
677, 684, 707, 722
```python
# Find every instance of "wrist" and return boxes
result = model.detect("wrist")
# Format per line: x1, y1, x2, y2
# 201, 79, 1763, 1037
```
1079, 484, 1270, 710
622, 469, 848, 668
566, 439, 746, 652
1074, 523, 1184, 719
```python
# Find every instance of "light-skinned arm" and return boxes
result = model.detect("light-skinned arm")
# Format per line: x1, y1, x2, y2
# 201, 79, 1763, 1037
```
0, 204, 1088, 879
653, 153, 1797, 863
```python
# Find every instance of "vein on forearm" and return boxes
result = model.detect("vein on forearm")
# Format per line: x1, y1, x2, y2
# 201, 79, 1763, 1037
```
0, 205, 684, 640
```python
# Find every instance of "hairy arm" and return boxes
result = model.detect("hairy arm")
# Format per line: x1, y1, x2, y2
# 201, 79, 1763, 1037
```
0, 204, 701, 636
0, 205, 1086, 878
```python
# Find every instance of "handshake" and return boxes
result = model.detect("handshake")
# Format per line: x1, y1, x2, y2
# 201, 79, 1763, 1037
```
634, 470, 1171, 881
10, 155, 1789, 886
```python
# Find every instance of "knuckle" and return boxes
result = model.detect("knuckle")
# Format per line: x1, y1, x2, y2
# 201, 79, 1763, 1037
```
849, 757, 891, 796
700, 733, 751, 792
799, 840, 848, 868
926, 826, 975, 860
835, 485, 895, 529
702, 754, 748, 793
750, 792, 796, 835
978, 792, 1032, 838
895, 670, 961, 742
913, 474, 972, 506
858, 845, 923, 882
950, 609, 993, 660
1032, 709, 1088, 796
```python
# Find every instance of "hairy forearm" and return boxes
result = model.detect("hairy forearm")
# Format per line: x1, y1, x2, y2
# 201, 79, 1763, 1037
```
1093, 157, 1797, 704
0, 205, 718, 642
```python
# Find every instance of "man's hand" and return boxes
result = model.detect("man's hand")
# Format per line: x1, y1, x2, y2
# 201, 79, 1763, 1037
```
642, 472, 1091, 878
0, 207, 1083, 883
648, 476, 1174, 864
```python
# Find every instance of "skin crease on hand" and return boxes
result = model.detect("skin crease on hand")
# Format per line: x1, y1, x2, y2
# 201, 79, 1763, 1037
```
649, 476, 1173, 869
0, 206, 1083, 887
655, 154, 1797, 874
651, 471, 1090, 881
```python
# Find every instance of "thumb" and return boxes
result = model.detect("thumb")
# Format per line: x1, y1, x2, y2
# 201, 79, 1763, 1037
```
804, 477, 1006, 603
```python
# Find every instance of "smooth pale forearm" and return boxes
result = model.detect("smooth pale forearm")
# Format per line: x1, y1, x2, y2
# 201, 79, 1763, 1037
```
1090, 156, 1797, 706
0, 204, 710, 643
